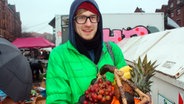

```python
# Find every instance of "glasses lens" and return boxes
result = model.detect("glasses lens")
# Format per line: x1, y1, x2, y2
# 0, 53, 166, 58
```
75, 16, 86, 24
89, 15, 98, 23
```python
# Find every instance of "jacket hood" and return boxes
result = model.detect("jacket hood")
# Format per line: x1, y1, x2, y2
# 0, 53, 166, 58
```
68, 0, 103, 48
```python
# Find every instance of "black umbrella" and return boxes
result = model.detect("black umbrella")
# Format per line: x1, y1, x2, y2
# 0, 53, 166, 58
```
0, 38, 32, 102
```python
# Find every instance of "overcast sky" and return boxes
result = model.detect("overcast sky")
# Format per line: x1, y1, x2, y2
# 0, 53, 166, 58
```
8, 0, 168, 34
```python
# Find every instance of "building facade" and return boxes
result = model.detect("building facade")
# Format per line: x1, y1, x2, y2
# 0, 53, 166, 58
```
0, 0, 21, 41
156, 0, 184, 27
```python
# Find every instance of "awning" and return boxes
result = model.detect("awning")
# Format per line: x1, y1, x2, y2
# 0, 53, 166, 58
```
12, 37, 55, 48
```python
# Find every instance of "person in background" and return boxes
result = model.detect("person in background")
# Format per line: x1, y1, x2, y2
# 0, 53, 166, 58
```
46, 0, 127, 103
30, 60, 44, 82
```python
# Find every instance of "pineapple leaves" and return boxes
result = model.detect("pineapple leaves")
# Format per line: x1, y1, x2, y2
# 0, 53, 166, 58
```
130, 55, 157, 95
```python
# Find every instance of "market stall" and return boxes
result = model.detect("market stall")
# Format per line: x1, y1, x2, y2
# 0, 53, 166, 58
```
12, 36, 53, 69
11, 37, 53, 103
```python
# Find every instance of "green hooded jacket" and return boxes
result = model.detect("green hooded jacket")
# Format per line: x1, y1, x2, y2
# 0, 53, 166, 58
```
46, 41, 126, 104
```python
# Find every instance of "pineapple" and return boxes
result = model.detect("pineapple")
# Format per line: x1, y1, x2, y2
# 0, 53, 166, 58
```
130, 55, 157, 96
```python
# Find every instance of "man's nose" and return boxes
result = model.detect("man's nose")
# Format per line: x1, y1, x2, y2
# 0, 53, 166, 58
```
85, 18, 92, 25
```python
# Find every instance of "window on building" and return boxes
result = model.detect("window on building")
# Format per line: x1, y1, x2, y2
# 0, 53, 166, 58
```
176, 19, 181, 26
171, 12, 174, 17
177, 0, 181, 4
170, 2, 174, 8
176, 9, 181, 15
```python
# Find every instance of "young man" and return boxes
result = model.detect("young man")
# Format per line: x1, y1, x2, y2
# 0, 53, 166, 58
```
46, 0, 127, 104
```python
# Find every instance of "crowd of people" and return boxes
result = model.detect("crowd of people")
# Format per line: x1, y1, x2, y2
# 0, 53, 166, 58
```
21, 48, 50, 82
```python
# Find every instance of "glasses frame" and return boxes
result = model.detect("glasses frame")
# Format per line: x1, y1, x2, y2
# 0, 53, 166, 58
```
74, 15, 99, 24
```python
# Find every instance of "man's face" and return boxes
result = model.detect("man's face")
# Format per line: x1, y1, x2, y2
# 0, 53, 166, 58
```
74, 11, 98, 40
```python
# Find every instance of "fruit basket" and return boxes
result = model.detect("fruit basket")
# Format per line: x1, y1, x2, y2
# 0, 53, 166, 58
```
79, 55, 157, 104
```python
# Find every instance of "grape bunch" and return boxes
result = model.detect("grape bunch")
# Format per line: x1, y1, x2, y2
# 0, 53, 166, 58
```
82, 77, 115, 104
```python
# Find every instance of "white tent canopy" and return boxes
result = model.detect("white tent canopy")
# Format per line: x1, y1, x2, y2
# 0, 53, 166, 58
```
118, 27, 184, 84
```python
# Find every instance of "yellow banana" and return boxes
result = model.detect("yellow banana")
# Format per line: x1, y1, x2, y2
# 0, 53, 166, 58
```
119, 66, 132, 72
119, 66, 132, 79
123, 72, 131, 79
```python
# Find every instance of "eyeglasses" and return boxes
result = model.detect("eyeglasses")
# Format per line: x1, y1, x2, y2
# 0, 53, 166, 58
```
74, 15, 99, 24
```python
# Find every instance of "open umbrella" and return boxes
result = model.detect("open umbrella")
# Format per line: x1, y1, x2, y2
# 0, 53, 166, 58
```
0, 38, 32, 102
